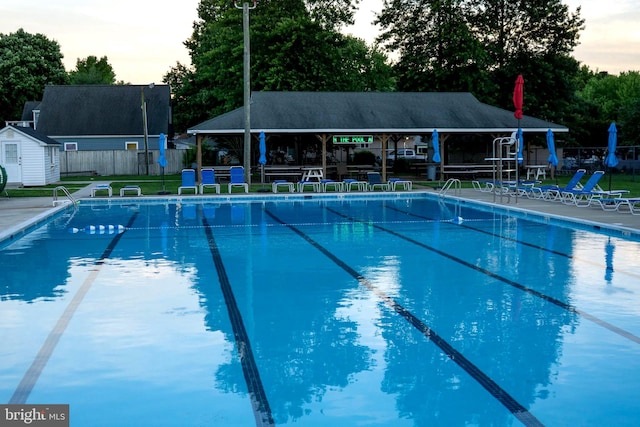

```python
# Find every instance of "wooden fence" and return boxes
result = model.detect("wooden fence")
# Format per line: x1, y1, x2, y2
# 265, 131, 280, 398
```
60, 150, 186, 176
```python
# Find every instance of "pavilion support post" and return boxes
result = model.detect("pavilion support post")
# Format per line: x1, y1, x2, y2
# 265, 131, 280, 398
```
380, 134, 389, 181
196, 134, 203, 183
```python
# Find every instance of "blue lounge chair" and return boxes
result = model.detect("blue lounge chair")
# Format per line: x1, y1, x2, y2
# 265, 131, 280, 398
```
178, 169, 198, 195
367, 172, 389, 191
560, 171, 605, 206
199, 168, 220, 194
228, 166, 248, 193
532, 169, 586, 200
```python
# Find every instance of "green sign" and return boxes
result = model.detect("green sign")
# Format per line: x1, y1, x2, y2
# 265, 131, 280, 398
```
332, 135, 374, 144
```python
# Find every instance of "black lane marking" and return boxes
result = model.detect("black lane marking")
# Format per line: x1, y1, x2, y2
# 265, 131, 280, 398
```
264, 209, 544, 427
388, 203, 640, 281
327, 207, 640, 345
386, 204, 572, 258
202, 216, 275, 427
9, 213, 139, 404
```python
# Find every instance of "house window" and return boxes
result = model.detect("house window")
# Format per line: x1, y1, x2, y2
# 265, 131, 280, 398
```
126, 142, 138, 150
64, 142, 78, 151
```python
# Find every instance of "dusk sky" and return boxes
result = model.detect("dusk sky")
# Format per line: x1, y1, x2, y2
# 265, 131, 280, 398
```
2, 0, 638, 84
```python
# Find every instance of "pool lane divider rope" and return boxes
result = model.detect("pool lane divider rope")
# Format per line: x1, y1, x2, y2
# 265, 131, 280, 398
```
355, 206, 640, 346
9, 212, 139, 404
264, 209, 545, 427
202, 215, 275, 427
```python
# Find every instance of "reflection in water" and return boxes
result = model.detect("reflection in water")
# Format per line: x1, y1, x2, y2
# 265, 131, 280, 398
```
2, 198, 640, 426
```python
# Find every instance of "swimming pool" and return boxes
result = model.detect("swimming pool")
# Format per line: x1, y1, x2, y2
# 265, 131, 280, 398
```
1, 194, 639, 426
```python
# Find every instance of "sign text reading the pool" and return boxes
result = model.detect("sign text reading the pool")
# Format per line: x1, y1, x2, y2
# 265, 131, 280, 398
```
332, 135, 374, 144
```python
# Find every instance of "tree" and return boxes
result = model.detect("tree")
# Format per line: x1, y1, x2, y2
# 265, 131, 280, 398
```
578, 71, 640, 145
375, 0, 584, 129
68, 55, 116, 84
0, 29, 68, 124
376, 0, 492, 94
165, 0, 395, 133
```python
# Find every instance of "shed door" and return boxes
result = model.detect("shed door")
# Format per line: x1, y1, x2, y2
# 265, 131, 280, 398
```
1, 142, 21, 184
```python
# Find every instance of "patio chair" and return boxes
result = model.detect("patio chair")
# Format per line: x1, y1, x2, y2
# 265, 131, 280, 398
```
367, 172, 390, 191
560, 171, 605, 206
91, 183, 112, 197
272, 180, 295, 193
199, 168, 220, 194
228, 166, 248, 193
178, 169, 198, 195
532, 169, 586, 200
321, 179, 343, 192
388, 177, 412, 191
297, 180, 321, 192
342, 178, 367, 192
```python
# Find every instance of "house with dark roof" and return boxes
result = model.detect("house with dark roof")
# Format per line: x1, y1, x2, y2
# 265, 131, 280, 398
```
22, 84, 172, 152
0, 125, 61, 185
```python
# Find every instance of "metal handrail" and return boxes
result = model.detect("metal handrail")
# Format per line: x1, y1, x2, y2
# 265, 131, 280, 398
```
53, 186, 77, 207
439, 178, 461, 196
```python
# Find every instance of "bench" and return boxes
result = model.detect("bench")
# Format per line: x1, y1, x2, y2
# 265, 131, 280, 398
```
264, 166, 303, 182
442, 164, 497, 179
120, 185, 142, 197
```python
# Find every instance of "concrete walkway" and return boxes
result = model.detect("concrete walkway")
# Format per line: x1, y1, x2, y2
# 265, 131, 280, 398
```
1, 184, 639, 243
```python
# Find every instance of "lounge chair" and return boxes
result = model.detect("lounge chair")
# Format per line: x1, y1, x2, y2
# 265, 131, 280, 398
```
560, 171, 605, 206
91, 183, 112, 197
592, 197, 640, 214
342, 178, 367, 192
272, 180, 295, 193
178, 169, 198, 195
119, 185, 142, 196
321, 179, 343, 192
388, 177, 412, 191
228, 166, 248, 193
297, 180, 321, 192
533, 169, 586, 200
199, 168, 220, 194
367, 172, 389, 191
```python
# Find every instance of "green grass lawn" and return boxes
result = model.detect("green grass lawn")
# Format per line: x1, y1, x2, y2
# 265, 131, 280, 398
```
4, 171, 640, 198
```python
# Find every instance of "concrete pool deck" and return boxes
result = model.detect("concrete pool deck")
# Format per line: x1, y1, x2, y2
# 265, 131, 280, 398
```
2, 185, 640, 243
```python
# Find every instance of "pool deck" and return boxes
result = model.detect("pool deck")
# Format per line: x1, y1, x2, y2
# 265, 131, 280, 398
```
2, 184, 640, 242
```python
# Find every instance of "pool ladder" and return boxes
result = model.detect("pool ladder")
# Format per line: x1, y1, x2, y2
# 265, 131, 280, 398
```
53, 186, 78, 207
439, 178, 461, 197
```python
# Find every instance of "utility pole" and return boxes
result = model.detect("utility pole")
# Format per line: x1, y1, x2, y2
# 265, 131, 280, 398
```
234, 0, 257, 185
140, 83, 154, 176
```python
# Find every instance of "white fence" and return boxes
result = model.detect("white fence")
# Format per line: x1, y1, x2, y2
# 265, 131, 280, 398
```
60, 150, 186, 176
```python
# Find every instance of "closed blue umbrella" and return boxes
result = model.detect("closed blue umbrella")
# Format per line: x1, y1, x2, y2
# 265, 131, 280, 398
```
605, 123, 618, 168
158, 133, 167, 168
605, 123, 618, 191
158, 133, 168, 194
517, 128, 524, 164
431, 129, 440, 163
546, 129, 558, 166
259, 131, 267, 165
546, 129, 558, 181
259, 131, 267, 187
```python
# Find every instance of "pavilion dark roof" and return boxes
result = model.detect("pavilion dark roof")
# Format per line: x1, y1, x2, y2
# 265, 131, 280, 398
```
189, 91, 568, 135
34, 84, 171, 136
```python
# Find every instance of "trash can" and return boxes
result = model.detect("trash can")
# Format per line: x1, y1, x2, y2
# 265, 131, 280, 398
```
427, 165, 436, 181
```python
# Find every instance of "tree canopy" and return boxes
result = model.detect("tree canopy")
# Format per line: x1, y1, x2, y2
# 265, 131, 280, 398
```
375, 0, 585, 143
165, 0, 394, 133
0, 29, 68, 124
68, 55, 117, 85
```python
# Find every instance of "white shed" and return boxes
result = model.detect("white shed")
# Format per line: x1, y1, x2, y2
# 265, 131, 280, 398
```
0, 125, 61, 186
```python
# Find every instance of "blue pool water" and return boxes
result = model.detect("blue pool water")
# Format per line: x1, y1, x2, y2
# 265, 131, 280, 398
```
1, 194, 640, 426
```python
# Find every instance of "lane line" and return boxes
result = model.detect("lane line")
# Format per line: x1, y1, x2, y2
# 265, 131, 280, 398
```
327, 206, 640, 345
9, 213, 139, 404
202, 215, 275, 427
265, 209, 545, 427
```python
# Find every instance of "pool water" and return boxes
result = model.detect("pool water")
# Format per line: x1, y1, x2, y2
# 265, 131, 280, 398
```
1, 195, 640, 426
